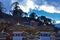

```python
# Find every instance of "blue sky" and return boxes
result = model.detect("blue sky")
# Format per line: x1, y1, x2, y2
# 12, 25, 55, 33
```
0, 0, 60, 24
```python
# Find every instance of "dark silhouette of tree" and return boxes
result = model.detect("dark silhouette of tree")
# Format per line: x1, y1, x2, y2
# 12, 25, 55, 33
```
37, 17, 40, 22
29, 12, 37, 19
52, 20, 56, 24
0, 2, 5, 12
40, 16, 46, 20
40, 16, 46, 25
0, 2, 3, 13
11, 2, 24, 18
40, 16, 53, 26
0, 2, 2, 18
0, 2, 5, 18
46, 18, 51, 24
24, 12, 28, 17
0, 2, 7, 18
0, 2, 6, 13
37, 17, 43, 26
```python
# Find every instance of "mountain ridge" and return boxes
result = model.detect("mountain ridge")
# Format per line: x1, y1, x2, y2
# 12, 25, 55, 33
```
55, 23, 60, 28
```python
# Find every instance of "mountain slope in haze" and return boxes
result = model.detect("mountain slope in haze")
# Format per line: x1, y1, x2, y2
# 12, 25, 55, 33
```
55, 23, 60, 28
28, 9, 60, 28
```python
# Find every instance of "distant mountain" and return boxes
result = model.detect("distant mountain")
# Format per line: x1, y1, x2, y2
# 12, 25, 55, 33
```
29, 9, 60, 20
55, 23, 60, 28
28, 9, 60, 28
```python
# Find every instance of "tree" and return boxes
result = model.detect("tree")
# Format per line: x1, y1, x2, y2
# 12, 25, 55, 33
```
11, 2, 20, 12
46, 18, 51, 24
52, 20, 56, 24
0, 2, 3, 13
37, 17, 43, 26
0, 2, 6, 13
24, 12, 28, 17
40, 16, 46, 25
29, 12, 37, 19
11, 2, 24, 17
40, 16, 46, 20
0, 2, 6, 18
40, 16, 52, 26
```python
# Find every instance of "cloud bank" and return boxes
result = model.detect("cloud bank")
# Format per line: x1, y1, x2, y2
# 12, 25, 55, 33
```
11, 0, 60, 13
56, 20, 60, 24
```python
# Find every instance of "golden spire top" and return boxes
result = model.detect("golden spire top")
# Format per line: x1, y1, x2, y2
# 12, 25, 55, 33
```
16, 22, 21, 25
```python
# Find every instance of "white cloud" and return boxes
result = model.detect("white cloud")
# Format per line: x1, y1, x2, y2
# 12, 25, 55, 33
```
18, 0, 36, 13
26, 0, 35, 9
56, 20, 60, 24
39, 5, 60, 13
19, 0, 60, 13
11, 0, 60, 13
19, 5, 29, 13
11, 0, 17, 3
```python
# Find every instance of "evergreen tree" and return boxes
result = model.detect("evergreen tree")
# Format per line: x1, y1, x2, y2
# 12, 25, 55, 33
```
11, 2, 24, 18
24, 12, 28, 17
0, 2, 3, 13
29, 12, 37, 19
0, 2, 6, 18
